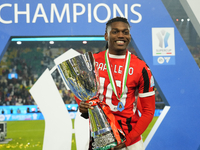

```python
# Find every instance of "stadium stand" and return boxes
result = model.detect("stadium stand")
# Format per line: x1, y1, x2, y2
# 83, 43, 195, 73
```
2, 42, 200, 111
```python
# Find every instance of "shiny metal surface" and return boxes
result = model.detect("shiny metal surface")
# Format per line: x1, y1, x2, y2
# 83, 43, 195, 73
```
88, 105, 110, 137
58, 52, 99, 101
58, 52, 117, 150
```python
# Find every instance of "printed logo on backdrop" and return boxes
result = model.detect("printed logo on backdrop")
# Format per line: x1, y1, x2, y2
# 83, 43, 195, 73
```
152, 28, 175, 65
0, 115, 5, 121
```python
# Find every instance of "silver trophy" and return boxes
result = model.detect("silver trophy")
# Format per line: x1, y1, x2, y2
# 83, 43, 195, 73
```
58, 52, 125, 150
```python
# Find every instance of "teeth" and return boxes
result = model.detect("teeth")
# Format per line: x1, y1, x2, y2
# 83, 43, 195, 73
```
116, 41, 124, 44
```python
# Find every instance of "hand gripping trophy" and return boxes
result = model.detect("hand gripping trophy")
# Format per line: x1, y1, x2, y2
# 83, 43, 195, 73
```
58, 52, 126, 150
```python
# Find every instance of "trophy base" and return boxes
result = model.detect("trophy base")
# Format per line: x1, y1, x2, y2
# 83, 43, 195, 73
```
93, 141, 117, 150
92, 132, 124, 150
93, 139, 124, 150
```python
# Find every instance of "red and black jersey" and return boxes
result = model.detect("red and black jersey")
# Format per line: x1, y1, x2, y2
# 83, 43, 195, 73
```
93, 50, 155, 146
75, 50, 155, 146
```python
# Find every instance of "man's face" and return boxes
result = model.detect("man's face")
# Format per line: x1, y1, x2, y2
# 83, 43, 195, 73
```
105, 21, 131, 55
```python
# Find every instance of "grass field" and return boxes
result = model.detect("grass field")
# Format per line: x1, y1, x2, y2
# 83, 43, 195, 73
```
0, 117, 158, 150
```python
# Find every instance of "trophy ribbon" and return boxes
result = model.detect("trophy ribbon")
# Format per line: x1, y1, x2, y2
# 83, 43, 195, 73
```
86, 98, 126, 145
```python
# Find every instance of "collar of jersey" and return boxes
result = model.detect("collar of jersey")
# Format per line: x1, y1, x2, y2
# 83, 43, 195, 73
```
108, 53, 126, 59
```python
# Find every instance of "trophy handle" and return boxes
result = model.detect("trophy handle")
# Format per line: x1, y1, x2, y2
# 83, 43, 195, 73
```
87, 51, 95, 66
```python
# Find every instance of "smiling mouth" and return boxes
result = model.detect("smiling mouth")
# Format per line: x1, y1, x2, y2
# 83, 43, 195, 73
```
116, 41, 125, 45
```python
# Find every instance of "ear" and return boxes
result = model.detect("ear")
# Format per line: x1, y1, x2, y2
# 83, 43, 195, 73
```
104, 33, 108, 41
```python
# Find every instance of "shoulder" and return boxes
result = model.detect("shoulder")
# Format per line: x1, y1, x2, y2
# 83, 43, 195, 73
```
130, 53, 147, 66
129, 53, 151, 73
93, 50, 106, 59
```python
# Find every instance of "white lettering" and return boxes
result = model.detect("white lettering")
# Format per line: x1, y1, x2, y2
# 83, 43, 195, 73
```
93, 3, 111, 23
105, 80, 127, 112
114, 65, 117, 73
73, 3, 85, 23
118, 66, 123, 74
14, 3, 30, 23
164, 57, 170, 63
5, 114, 11, 120
97, 63, 133, 75
50, 3, 70, 23
99, 77, 105, 101
113, 4, 128, 18
0, 4, 12, 24
130, 4, 142, 23
103, 64, 107, 71
95, 62, 99, 67
32, 3, 48, 23
129, 67, 134, 75
0, 3, 143, 24
98, 63, 104, 70
88, 3, 92, 23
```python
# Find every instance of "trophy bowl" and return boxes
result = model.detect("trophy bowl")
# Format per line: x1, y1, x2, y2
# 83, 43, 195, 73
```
58, 52, 125, 150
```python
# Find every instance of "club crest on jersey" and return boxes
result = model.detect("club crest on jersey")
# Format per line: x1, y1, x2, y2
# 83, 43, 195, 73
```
150, 76, 155, 87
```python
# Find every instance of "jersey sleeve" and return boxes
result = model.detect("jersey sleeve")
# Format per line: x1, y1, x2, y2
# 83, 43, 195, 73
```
125, 95, 155, 146
138, 65, 155, 98
125, 63, 156, 146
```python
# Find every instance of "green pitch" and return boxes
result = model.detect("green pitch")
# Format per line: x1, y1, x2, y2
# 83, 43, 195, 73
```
0, 117, 158, 150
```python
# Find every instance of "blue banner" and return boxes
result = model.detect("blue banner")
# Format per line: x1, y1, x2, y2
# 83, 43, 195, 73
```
0, 104, 78, 121
0, 113, 44, 121
0, 105, 161, 121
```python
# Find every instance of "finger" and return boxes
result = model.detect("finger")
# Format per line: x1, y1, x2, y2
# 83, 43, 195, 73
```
80, 101, 93, 109
79, 105, 88, 113
79, 102, 94, 113
79, 102, 89, 108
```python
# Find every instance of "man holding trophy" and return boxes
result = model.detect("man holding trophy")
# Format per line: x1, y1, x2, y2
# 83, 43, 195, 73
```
59, 17, 155, 150
77, 17, 155, 149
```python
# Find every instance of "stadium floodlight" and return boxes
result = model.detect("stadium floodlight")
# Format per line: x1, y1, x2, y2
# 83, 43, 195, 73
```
49, 41, 54, 44
16, 41, 22, 45
82, 41, 87, 44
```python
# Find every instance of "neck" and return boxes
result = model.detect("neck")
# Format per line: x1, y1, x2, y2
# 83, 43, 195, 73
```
108, 49, 127, 55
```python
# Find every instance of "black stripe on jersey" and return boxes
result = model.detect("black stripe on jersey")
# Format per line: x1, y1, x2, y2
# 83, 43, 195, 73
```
126, 117, 132, 133
142, 67, 150, 93
118, 120, 123, 130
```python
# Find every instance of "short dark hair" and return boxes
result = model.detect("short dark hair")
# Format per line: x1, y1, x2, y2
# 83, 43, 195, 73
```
105, 17, 130, 33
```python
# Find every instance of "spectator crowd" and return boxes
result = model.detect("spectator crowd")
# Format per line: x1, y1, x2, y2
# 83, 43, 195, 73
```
2, 42, 198, 109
